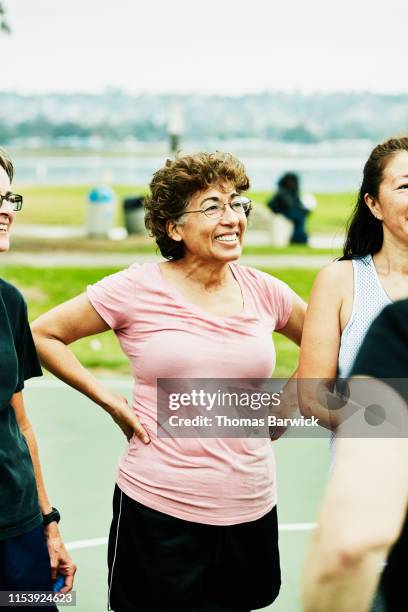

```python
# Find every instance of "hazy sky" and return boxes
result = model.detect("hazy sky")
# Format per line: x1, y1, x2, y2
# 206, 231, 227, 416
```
2, 0, 407, 95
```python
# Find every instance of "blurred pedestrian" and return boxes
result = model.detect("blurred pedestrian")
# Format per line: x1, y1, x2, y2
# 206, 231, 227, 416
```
267, 172, 309, 244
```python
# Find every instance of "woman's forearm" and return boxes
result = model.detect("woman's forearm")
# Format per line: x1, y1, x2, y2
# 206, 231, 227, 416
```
23, 427, 53, 515
12, 393, 77, 588
32, 296, 150, 443
297, 378, 346, 431
11, 392, 52, 515
33, 332, 150, 443
303, 541, 383, 612
20, 429, 52, 514
33, 334, 115, 411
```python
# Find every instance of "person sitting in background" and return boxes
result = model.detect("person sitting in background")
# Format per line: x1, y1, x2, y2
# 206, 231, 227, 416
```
267, 172, 309, 244
0, 147, 76, 600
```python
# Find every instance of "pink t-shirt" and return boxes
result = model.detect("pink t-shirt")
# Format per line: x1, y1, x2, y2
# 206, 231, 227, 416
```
87, 262, 294, 525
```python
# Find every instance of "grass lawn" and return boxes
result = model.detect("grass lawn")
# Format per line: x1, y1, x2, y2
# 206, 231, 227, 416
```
14, 185, 149, 227
2, 266, 317, 377
307, 191, 355, 234
14, 184, 355, 235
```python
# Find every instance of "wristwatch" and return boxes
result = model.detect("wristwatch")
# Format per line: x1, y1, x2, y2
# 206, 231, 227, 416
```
43, 507, 61, 527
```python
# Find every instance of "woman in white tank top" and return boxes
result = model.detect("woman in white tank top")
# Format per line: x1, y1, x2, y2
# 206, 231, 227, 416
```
299, 140, 408, 612
298, 137, 408, 429
299, 138, 408, 612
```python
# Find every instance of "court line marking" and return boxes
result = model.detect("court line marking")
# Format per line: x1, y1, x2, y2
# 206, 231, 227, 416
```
66, 524, 317, 550
67, 537, 108, 550
280, 523, 316, 532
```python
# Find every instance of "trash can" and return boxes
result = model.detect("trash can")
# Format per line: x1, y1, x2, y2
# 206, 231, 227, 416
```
123, 196, 145, 235
86, 186, 116, 238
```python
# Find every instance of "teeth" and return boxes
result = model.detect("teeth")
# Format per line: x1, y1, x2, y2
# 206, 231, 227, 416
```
215, 235, 237, 242
0, 224, 8, 232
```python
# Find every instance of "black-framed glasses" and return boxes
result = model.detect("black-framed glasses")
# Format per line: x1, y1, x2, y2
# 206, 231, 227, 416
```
183, 196, 252, 219
0, 193, 23, 212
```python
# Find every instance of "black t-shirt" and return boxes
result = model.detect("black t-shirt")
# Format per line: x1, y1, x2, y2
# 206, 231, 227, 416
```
0, 278, 43, 540
267, 189, 306, 215
351, 299, 408, 612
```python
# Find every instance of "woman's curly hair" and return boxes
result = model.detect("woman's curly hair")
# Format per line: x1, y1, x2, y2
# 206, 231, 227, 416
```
144, 151, 250, 260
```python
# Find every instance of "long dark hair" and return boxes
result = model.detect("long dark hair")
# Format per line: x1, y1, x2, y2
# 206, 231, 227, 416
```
341, 136, 408, 260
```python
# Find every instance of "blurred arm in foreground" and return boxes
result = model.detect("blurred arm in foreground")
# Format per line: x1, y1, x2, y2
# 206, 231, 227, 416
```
303, 301, 408, 612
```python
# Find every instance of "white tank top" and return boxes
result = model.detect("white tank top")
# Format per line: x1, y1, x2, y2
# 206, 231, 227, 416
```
330, 255, 392, 458
338, 254, 392, 377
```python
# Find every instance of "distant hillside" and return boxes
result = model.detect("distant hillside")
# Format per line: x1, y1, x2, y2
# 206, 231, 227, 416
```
0, 90, 406, 146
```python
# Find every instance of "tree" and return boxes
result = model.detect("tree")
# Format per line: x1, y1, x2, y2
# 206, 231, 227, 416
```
282, 124, 319, 144
0, 3, 10, 34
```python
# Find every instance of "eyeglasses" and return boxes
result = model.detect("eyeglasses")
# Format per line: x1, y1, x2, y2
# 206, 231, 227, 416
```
0, 193, 23, 212
183, 196, 252, 219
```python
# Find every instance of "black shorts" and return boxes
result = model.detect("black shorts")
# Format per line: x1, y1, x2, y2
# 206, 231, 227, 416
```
108, 486, 281, 612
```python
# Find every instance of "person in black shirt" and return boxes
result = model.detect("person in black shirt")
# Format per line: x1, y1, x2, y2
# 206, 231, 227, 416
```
0, 148, 76, 598
303, 300, 408, 611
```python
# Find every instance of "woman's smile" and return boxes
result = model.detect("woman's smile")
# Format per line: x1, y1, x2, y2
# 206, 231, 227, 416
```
214, 231, 239, 244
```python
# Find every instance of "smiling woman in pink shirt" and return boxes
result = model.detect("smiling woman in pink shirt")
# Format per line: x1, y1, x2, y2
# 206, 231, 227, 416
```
32, 152, 306, 612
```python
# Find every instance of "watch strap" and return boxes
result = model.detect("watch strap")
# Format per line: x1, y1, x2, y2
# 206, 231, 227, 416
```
43, 507, 61, 526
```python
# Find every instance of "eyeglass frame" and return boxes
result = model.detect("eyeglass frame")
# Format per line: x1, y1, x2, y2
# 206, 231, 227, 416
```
181, 195, 252, 219
0, 192, 23, 212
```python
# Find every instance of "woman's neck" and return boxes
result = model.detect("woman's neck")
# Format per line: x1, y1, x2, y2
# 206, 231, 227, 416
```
169, 257, 233, 291
374, 232, 408, 275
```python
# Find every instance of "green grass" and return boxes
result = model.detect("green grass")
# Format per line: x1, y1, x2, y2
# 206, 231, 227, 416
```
14, 184, 355, 235
308, 192, 355, 234
270, 268, 318, 377
2, 266, 318, 377
4, 267, 129, 375
14, 185, 149, 226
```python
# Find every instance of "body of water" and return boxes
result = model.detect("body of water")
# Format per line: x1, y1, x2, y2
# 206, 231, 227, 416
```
12, 146, 370, 192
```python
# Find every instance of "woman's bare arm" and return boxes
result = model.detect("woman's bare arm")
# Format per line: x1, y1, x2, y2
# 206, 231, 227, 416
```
276, 293, 307, 346
297, 262, 350, 428
303, 429, 408, 611
32, 293, 150, 443
12, 392, 77, 591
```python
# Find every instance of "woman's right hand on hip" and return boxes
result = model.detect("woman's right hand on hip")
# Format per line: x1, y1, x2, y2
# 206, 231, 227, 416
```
108, 395, 150, 444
